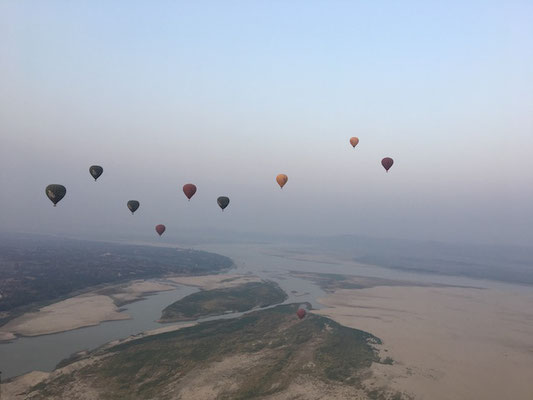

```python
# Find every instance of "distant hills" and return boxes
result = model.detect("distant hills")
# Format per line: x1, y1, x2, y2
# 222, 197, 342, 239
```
311, 234, 533, 286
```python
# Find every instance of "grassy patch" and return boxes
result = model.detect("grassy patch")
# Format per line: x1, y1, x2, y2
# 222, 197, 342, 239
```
30, 304, 390, 400
160, 281, 287, 321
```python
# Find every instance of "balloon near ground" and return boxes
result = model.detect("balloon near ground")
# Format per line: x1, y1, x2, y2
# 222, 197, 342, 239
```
276, 174, 288, 189
155, 224, 166, 236
127, 200, 140, 215
296, 308, 306, 320
381, 157, 394, 172
45, 184, 66, 207
183, 184, 197, 200
89, 165, 103, 181
349, 137, 359, 148
217, 196, 230, 211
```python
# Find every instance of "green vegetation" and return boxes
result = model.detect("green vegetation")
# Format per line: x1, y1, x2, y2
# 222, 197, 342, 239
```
0, 233, 233, 325
26, 304, 403, 399
160, 281, 287, 321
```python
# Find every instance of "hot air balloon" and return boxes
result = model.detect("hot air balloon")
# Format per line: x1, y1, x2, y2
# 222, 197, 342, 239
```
217, 196, 230, 211
183, 184, 197, 200
296, 308, 306, 320
349, 137, 359, 148
45, 184, 66, 207
155, 224, 166, 236
381, 157, 394, 172
127, 200, 140, 215
89, 165, 103, 181
276, 174, 288, 189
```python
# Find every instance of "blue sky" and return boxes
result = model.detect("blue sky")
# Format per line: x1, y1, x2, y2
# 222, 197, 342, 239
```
1, 1, 532, 245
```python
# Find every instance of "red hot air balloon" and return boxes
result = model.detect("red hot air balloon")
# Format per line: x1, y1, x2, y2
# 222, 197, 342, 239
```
155, 224, 166, 236
183, 184, 197, 200
296, 308, 306, 320
381, 157, 394, 172
349, 137, 359, 148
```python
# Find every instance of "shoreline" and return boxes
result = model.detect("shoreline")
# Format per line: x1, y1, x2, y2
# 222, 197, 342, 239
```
0, 273, 257, 342
0, 279, 178, 341
0, 273, 269, 385
0, 321, 198, 398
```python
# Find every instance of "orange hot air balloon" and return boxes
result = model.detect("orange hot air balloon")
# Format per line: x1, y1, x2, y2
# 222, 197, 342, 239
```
381, 157, 394, 172
296, 308, 306, 320
155, 224, 166, 236
183, 184, 197, 200
349, 137, 359, 148
276, 174, 288, 189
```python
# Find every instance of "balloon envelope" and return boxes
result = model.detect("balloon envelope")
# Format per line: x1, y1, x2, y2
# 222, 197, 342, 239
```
127, 200, 140, 214
276, 174, 288, 189
296, 308, 306, 320
155, 224, 166, 236
183, 184, 197, 200
89, 165, 103, 181
45, 184, 66, 206
349, 137, 359, 148
381, 157, 394, 172
217, 196, 230, 210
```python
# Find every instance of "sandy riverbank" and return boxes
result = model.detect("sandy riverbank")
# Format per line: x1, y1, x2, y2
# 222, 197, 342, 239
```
167, 273, 261, 290
0, 279, 177, 340
0, 295, 130, 338
0, 275, 258, 341
108, 280, 176, 304
104, 322, 197, 348
314, 285, 533, 400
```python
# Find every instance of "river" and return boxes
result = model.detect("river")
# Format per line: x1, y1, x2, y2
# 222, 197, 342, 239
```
0, 242, 518, 379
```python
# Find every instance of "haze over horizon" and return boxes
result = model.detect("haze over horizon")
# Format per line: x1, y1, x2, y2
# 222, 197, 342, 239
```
1, 1, 532, 247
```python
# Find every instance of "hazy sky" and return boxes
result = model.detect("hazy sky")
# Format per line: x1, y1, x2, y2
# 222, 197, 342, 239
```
1, 1, 532, 246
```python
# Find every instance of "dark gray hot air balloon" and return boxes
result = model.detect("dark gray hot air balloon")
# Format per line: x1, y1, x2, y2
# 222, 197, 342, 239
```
127, 200, 140, 215
217, 196, 230, 211
89, 165, 103, 181
45, 184, 66, 207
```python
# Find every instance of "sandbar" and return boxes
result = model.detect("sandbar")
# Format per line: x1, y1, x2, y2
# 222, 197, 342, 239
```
0, 279, 177, 340
0, 295, 129, 337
